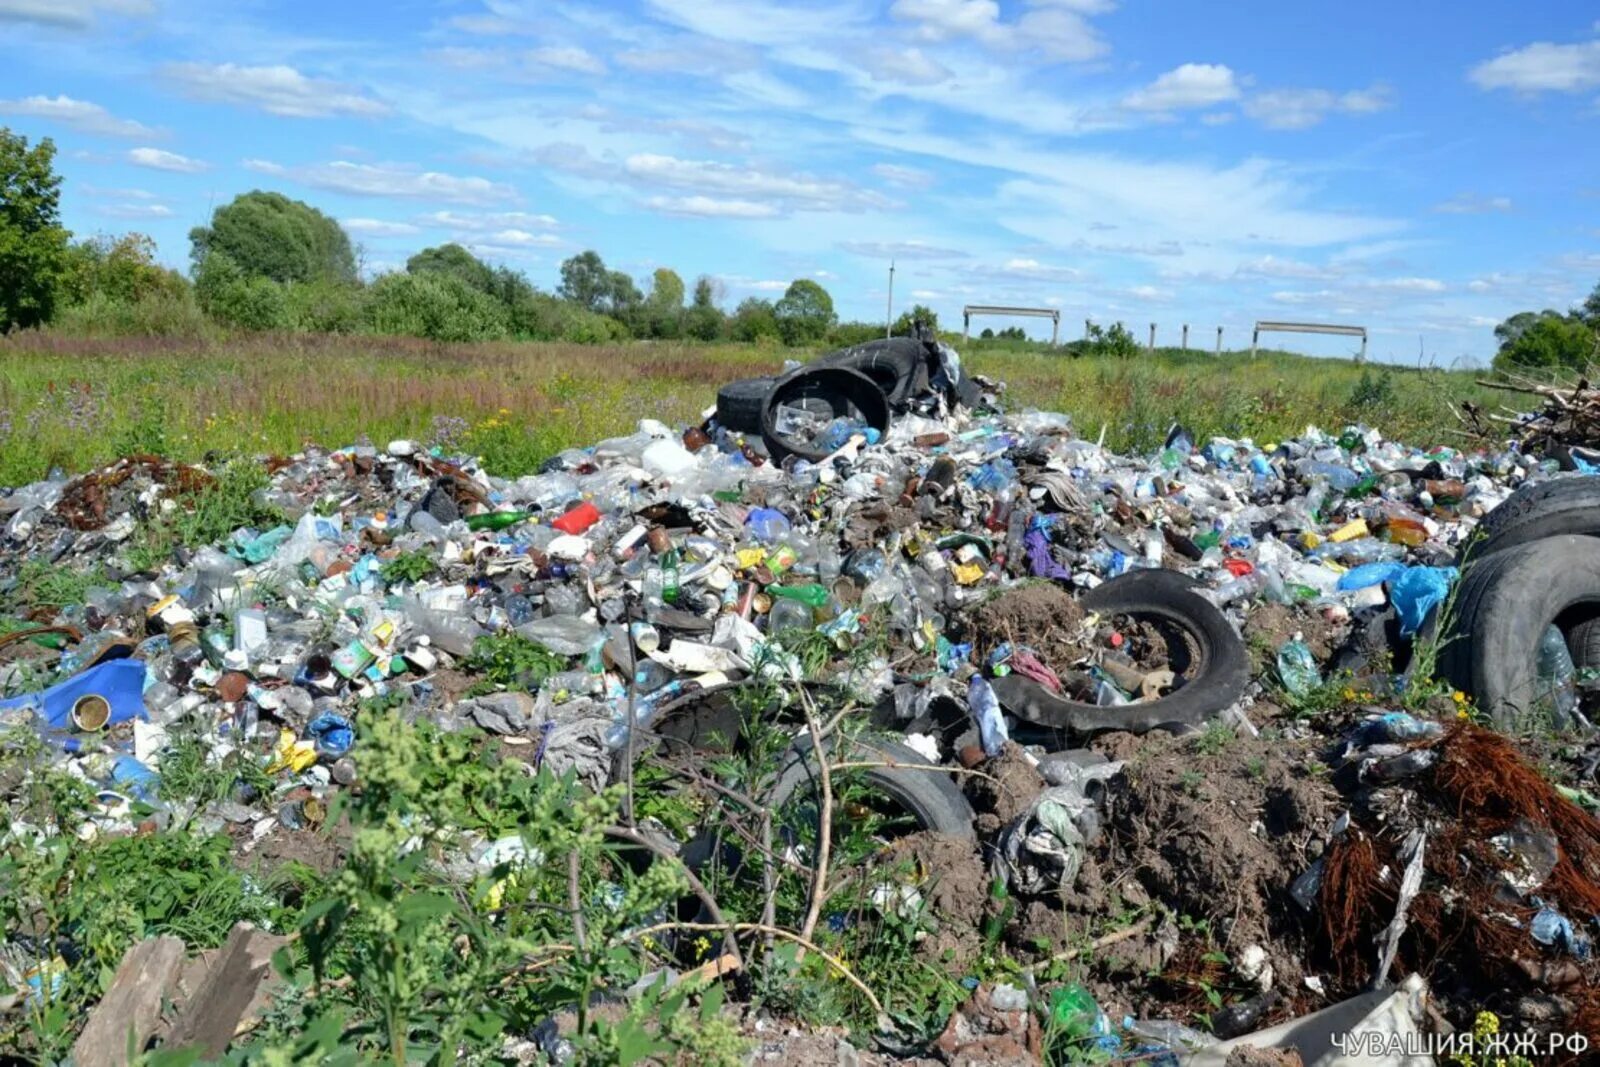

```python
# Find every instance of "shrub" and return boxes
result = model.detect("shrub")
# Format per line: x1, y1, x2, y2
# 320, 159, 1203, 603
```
53, 289, 210, 339
363, 271, 509, 342
283, 279, 368, 334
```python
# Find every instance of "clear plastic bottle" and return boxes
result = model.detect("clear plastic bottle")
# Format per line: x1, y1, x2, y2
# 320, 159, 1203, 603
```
1536, 625, 1580, 727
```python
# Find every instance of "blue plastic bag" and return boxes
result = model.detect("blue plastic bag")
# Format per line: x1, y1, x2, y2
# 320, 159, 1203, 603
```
1337, 561, 1406, 592
1391, 566, 1458, 636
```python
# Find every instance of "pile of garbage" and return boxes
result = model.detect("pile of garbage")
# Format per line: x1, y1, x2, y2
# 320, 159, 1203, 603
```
4, 331, 1600, 1064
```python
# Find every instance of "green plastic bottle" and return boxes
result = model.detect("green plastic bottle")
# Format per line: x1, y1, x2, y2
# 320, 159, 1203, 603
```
766, 583, 830, 609
1050, 983, 1101, 1042
466, 510, 532, 532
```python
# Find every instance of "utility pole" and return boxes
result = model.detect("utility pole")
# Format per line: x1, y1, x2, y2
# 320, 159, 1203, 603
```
885, 261, 895, 338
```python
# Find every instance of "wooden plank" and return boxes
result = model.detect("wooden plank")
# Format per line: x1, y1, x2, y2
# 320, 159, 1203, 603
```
163, 923, 287, 1057
73, 936, 185, 1067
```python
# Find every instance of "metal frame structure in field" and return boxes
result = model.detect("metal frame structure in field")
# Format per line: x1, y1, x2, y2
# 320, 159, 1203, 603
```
1251, 320, 1368, 362
963, 305, 1061, 345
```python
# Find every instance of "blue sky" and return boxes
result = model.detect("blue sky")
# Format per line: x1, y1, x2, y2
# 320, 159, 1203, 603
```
2, 1, 1599, 364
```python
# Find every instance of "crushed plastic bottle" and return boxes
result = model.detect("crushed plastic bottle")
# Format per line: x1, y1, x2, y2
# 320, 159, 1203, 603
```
1276, 635, 1320, 697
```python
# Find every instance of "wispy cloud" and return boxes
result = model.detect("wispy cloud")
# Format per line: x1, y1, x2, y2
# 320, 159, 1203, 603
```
1433, 192, 1513, 215
1470, 35, 1600, 94
245, 159, 516, 205
0, 0, 149, 29
1243, 83, 1394, 129
165, 63, 388, 118
127, 147, 207, 173
341, 218, 421, 238
838, 240, 970, 260
0, 94, 155, 137
1122, 64, 1240, 113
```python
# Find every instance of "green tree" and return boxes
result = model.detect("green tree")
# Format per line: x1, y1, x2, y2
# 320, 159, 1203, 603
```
773, 278, 836, 346
729, 297, 779, 343
1492, 314, 1598, 372
0, 128, 70, 331
1582, 282, 1600, 327
648, 267, 685, 310
558, 250, 611, 311
60, 233, 188, 306
892, 303, 938, 337
407, 243, 497, 294
194, 252, 290, 330
1494, 309, 1562, 351
685, 275, 724, 341
189, 190, 356, 284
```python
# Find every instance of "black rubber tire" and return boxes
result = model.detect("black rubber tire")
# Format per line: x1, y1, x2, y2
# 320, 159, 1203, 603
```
770, 735, 976, 839
760, 366, 891, 465
715, 376, 775, 434
1461, 476, 1600, 564
1440, 535, 1600, 728
990, 568, 1250, 735
813, 337, 929, 408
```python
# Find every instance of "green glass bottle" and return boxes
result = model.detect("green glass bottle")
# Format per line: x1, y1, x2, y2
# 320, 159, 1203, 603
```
766, 583, 830, 609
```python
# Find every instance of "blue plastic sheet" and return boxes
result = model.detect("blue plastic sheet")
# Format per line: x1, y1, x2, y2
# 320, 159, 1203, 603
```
0, 659, 148, 731
1391, 565, 1458, 636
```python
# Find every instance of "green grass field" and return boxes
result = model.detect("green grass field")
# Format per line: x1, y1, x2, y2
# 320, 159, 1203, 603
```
0, 329, 1505, 486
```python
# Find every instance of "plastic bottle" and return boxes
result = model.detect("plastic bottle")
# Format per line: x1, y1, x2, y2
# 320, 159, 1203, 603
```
467, 510, 533, 532
768, 597, 814, 634
969, 675, 1009, 757
1276, 635, 1320, 697
1536, 625, 1580, 726
766, 583, 830, 609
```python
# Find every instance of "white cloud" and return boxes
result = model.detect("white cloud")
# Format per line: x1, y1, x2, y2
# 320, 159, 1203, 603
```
1243, 83, 1394, 129
422, 210, 559, 231
526, 46, 606, 75
889, 0, 1109, 62
871, 163, 934, 189
97, 201, 172, 219
996, 256, 1084, 281
1433, 193, 1513, 215
0, 0, 148, 28
164, 63, 388, 118
244, 159, 516, 205
0, 94, 154, 137
1470, 37, 1600, 93
838, 240, 971, 260
479, 228, 562, 246
1122, 63, 1239, 112
341, 218, 420, 237
1366, 276, 1446, 293
857, 46, 952, 86
644, 195, 781, 218
127, 147, 206, 173
619, 152, 890, 213
1234, 255, 1342, 280
1121, 284, 1171, 301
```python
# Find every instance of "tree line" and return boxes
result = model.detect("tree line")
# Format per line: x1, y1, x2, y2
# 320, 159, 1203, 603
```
0, 128, 938, 346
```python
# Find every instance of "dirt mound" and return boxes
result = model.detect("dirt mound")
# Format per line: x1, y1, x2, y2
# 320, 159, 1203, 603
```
1098, 731, 1337, 986
966, 583, 1085, 665
886, 831, 992, 971
965, 743, 1046, 835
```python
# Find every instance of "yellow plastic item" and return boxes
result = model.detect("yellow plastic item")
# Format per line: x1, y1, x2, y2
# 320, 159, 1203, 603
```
735, 547, 767, 570
267, 728, 318, 774
1299, 531, 1322, 549
1328, 519, 1368, 543
950, 561, 985, 586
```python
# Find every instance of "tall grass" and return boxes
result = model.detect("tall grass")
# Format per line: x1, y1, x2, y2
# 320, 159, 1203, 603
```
0, 329, 1504, 486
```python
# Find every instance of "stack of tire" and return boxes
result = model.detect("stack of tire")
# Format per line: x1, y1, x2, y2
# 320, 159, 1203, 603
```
1440, 477, 1600, 728
714, 334, 953, 464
